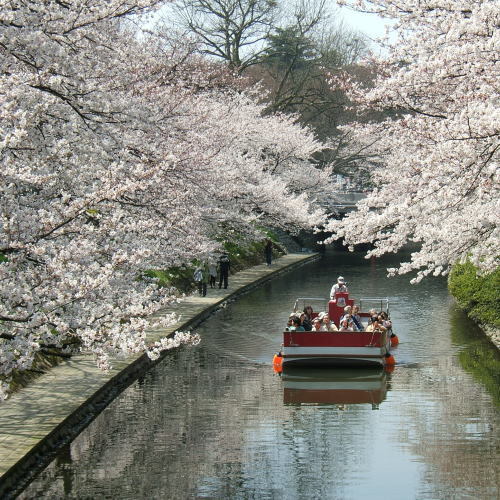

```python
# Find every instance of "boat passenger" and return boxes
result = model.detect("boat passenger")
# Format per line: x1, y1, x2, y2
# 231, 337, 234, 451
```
320, 313, 338, 332
351, 305, 364, 331
288, 316, 305, 332
339, 305, 352, 324
300, 312, 312, 331
311, 318, 322, 332
339, 317, 354, 332
303, 305, 314, 321
366, 319, 387, 333
367, 309, 379, 325
329, 276, 348, 299
347, 314, 361, 331
379, 311, 392, 330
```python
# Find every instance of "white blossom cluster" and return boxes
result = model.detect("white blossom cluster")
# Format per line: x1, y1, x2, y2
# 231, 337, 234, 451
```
147, 331, 201, 361
0, 1, 332, 398
329, 0, 499, 282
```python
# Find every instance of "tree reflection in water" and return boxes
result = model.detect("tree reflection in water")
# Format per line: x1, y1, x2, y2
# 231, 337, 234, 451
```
18, 251, 500, 500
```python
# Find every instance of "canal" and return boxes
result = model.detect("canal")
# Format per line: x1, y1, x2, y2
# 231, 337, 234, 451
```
19, 250, 499, 499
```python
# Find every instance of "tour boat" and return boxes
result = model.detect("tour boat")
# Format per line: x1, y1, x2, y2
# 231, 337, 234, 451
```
273, 291, 397, 369
281, 368, 388, 407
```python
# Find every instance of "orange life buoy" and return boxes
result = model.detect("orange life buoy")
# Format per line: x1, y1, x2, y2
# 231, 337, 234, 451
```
390, 333, 399, 347
384, 352, 396, 366
273, 353, 283, 373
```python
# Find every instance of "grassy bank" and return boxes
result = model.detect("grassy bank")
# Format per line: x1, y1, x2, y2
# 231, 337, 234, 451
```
3, 235, 286, 398
448, 261, 500, 329
146, 235, 285, 293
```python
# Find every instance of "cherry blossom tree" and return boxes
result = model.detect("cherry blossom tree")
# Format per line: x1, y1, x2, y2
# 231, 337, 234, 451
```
328, 0, 499, 282
0, 1, 331, 398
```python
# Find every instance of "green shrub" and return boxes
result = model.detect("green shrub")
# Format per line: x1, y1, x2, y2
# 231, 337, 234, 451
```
448, 261, 500, 328
144, 232, 285, 294
222, 238, 283, 272
143, 267, 195, 293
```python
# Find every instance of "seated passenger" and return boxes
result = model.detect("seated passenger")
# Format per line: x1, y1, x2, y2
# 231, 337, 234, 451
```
351, 305, 364, 331
339, 305, 352, 324
379, 311, 392, 330
288, 316, 305, 331
366, 318, 387, 332
303, 305, 314, 321
329, 276, 348, 300
300, 312, 312, 331
320, 313, 338, 332
311, 318, 322, 332
346, 314, 360, 331
367, 309, 378, 324
339, 317, 354, 331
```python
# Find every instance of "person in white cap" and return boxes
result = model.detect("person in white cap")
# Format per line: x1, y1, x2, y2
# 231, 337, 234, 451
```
330, 276, 348, 299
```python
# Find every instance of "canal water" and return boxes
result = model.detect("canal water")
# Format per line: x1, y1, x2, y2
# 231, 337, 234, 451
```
19, 251, 499, 499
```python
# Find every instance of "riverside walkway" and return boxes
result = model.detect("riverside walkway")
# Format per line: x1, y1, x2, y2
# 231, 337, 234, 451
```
0, 252, 319, 495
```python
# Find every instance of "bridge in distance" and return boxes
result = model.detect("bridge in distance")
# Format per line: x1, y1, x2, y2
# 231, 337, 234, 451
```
324, 192, 366, 216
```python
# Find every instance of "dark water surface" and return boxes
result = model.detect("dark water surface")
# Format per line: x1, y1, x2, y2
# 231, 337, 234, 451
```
19, 251, 499, 499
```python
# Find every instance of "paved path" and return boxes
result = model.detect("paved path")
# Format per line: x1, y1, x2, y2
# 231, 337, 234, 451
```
0, 252, 319, 494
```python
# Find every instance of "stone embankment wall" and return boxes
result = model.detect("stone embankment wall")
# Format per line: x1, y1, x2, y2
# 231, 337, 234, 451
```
0, 252, 319, 499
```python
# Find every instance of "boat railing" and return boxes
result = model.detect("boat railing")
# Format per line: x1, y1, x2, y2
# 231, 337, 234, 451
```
357, 297, 390, 315
293, 297, 329, 313
293, 296, 390, 315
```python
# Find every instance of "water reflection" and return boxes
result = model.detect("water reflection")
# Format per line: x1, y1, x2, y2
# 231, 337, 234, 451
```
281, 368, 388, 408
18, 250, 500, 500
448, 304, 500, 406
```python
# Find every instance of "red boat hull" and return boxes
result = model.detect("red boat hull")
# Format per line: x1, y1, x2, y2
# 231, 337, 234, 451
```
282, 331, 390, 368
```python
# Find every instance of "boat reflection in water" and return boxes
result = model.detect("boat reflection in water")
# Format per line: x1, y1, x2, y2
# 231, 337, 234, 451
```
280, 368, 389, 409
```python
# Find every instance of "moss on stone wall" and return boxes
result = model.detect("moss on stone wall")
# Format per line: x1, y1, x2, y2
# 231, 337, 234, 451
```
448, 261, 500, 329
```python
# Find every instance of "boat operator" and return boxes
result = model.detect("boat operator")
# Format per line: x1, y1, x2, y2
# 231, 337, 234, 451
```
329, 276, 348, 299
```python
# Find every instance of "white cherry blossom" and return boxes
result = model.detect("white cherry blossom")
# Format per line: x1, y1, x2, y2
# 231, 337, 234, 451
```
328, 0, 499, 282
0, 0, 333, 398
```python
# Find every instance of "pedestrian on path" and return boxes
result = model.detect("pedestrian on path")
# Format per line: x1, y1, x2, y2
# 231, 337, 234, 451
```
194, 262, 209, 296
264, 239, 273, 266
208, 259, 217, 288
218, 253, 230, 289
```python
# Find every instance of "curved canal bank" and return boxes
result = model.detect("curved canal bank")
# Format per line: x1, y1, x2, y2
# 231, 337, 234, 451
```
0, 252, 319, 497
14, 249, 500, 500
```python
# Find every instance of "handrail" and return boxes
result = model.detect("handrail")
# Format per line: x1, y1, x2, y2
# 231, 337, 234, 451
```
357, 298, 390, 315
293, 297, 329, 312
292, 296, 390, 315
294, 297, 329, 301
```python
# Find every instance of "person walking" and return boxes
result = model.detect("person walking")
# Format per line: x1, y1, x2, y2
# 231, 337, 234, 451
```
208, 260, 217, 288
264, 239, 273, 266
218, 253, 230, 289
194, 262, 209, 297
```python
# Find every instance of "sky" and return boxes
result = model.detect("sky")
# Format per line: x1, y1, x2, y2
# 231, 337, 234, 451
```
150, 1, 395, 57
338, 6, 390, 39
334, 3, 397, 57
